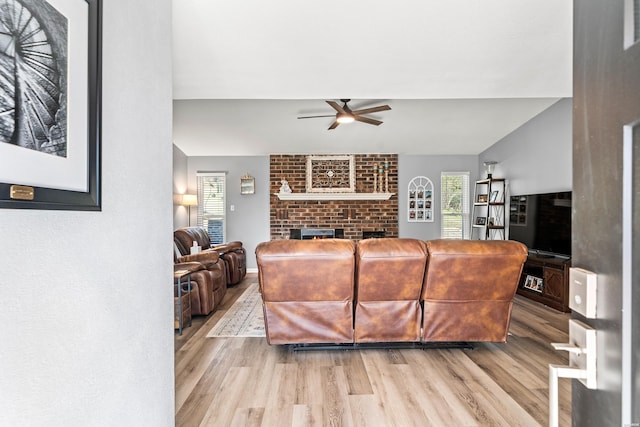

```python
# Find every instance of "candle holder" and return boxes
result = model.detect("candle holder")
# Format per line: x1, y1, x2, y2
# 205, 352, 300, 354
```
373, 164, 378, 193
385, 170, 389, 193
383, 161, 389, 193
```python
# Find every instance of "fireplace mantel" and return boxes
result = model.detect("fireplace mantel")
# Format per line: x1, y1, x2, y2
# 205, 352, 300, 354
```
275, 192, 394, 201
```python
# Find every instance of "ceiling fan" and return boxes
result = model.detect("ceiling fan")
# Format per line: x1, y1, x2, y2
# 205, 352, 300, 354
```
298, 99, 391, 130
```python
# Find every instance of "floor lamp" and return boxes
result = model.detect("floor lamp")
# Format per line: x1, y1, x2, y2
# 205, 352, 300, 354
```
181, 194, 198, 226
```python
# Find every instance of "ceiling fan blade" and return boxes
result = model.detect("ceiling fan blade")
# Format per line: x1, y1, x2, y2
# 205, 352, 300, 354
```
328, 121, 340, 130
326, 100, 347, 114
298, 114, 336, 119
353, 115, 383, 126
352, 105, 391, 115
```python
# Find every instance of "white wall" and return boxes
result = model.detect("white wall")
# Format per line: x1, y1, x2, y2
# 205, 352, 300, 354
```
0, 1, 175, 425
399, 155, 480, 240
480, 98, 572, 195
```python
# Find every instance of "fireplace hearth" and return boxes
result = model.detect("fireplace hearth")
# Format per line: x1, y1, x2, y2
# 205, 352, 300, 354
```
290, 228, 344, 240
362, 231, 385, 239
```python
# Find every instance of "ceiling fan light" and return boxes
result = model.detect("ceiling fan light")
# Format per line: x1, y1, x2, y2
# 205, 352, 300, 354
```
336, 114, 354, 124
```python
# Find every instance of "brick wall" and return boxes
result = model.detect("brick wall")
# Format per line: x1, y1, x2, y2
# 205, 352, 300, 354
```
269, 154, 398, 240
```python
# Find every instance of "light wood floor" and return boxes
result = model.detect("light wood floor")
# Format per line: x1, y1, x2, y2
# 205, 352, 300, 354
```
175, 274, 572, 426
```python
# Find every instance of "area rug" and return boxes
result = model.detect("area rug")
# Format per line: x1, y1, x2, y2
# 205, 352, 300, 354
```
207, 282, 266, 337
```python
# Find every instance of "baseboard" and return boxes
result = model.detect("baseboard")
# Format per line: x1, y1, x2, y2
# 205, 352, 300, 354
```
246, 267, 258, 273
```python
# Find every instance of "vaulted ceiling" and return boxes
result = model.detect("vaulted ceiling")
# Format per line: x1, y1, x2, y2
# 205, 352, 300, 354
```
171, 0, 572, 156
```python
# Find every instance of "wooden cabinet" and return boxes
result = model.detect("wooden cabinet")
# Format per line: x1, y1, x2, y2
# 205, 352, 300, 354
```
516, 255, 571, 312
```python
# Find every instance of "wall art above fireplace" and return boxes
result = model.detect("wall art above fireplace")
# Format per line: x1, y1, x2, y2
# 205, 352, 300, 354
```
306, 155, 355, 193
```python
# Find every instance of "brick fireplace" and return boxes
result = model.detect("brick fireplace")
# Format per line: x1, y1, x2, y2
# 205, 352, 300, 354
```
269, 154, 398, 240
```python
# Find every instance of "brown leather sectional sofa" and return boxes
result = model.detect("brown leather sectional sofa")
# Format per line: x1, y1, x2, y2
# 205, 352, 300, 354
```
173, 227, 247, 316
174, 227, 247, 286
255, 238, 528, 346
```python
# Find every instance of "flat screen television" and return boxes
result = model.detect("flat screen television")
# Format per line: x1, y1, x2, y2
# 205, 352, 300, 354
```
508, 191, 572, 258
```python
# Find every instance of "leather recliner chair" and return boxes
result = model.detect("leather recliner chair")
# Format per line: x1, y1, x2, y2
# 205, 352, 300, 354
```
421, 239, 528, 342
211, 241, 246, 286
174, 243, 226, 315
255, 239, 356, 345
355, 238, 428, 343
174, 227, 247, 286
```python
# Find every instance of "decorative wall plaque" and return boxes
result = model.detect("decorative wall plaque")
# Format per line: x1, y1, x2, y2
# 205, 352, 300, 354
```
407, 176, 434, 222
240, 173, 255, 194
306, 155, 355, 193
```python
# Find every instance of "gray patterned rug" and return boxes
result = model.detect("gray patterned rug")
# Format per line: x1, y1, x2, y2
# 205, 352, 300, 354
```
207, 282, 266, 337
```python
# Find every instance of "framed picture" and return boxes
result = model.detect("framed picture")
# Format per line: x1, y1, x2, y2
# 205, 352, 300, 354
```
524, 275, 543, 293
476, 217, 487, 225
0, 0, 102, 211
490, 191, 499, 203
477, 194, 488, 203
240, 173, 255, 195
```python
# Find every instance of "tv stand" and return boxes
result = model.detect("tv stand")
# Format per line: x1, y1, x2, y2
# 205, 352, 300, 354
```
516, 254, 571, 312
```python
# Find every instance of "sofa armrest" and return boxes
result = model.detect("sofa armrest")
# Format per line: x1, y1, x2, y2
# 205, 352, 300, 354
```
174, 262, 205, 275
177, 250, 220, 263
211, 241, 244, 254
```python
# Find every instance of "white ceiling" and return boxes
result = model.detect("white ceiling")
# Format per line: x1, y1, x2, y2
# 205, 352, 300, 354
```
171, 0, 572, 156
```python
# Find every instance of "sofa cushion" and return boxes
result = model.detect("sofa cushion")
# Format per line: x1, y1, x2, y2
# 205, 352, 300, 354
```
174, 227, 212, 255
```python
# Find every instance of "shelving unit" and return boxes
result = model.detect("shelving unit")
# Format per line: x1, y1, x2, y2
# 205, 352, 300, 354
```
470, 178, 506, 240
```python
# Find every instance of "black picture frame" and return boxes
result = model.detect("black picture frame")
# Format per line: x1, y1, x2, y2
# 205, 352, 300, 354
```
0, 0, 102, 211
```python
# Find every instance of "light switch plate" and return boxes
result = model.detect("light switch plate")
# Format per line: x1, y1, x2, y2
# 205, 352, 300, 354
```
569, 267, 598, 318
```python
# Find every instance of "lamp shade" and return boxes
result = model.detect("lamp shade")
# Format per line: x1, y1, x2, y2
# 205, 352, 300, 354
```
483, 161, 498, 178
181, 194, 198, 206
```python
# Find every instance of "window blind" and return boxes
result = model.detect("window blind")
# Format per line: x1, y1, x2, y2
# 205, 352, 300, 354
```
196, 172, 226, 244
440, 172, 470, 239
